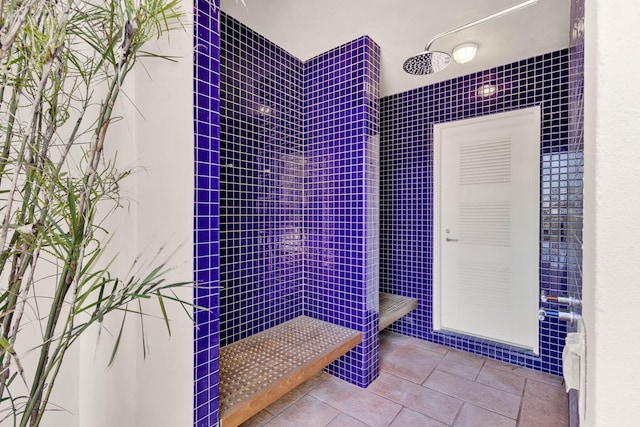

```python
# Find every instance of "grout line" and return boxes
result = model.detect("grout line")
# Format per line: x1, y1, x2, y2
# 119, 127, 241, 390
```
322, 407, 342, 427
515, 378, 527, 424
471, 366, 527, 398
472, 357, 487, 381
449, 401, 466, 427
384, 406, 401, 427
308, 375, 401, 427
423, 367, 524, 420
421, 365, 438, 387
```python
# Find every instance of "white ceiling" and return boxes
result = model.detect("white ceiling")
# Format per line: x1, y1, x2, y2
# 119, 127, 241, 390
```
220, 0, 571, 97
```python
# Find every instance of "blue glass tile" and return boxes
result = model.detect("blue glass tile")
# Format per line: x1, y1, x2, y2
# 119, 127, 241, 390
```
193, 1, 221, 426
379, 48, 579, 376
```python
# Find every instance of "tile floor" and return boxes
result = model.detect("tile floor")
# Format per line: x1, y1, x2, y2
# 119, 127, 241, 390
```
240, 331, 569, 427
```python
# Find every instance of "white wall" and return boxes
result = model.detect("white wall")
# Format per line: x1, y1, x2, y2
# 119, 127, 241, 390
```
583, 1, 640, 425
131, 0, 194, 423
73, 1, 195, 426
0, 5, 195, 423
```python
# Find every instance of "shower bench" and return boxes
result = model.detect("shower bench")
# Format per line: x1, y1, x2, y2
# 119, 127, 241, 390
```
219, 294, 417, 426
379, 292, 418, 331
219, 315, 362, 427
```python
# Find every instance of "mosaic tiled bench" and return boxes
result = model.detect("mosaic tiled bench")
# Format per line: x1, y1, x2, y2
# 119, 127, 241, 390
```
379, 292, 419, 331
219, 316, 362, 427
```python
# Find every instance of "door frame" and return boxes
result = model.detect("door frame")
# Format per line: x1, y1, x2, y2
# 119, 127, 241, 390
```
433, 106, 541, 353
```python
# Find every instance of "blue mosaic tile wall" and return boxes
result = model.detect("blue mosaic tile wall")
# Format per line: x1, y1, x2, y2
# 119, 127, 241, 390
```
217, 14, 381, 386
380, 49, 574, 376
194, 1, 221, 425
304, 37, 381, 387
219, 13, 304, 347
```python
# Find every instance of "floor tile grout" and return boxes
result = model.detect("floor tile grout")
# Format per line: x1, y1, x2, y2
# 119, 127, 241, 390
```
515, 378, 527, 423
448, 400, 464, 427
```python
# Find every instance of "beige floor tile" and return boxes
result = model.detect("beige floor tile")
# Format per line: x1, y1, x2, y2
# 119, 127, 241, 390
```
263, 395, 339, 427
264, 386, 308, 416
379, 338, 444, 383
326, 413, 370, 427
424, 370, 521, 419
380, 331, 449, 355
265, 372, 327, 416
240, 409, 274, 427
436, 349, 486, 381
253, 334, 569, 427
518, 379, 569, 426
476, 365, 526, 396
524, 378, 569, 403
389, 407, 448, 427
309, 375, 402, 427
295, 371, 329, 394
484, 359, 564, 387
368, 371, 463, 424
453, 403, 517, 427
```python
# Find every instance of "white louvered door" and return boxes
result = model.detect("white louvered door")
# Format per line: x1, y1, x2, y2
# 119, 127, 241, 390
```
434, 107, 540, 353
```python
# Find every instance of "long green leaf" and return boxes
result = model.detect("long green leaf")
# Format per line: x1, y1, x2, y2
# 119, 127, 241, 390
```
156, 291, 171, 336
108, 310, 128, 368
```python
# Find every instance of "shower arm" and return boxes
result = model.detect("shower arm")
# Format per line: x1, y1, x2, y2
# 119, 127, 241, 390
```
424, 0, 539, 51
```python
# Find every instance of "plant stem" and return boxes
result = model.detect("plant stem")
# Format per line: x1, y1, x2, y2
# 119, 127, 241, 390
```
21, 242, 78, 427
0, 54, 56, 272
21, 27, 137, 423
0, 59, 25, 189
0, 1, 185, 423
0, 0, 38, 60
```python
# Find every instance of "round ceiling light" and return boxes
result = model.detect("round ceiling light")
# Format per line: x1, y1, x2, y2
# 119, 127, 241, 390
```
476, 83, 498, 98
452, 43, 479, 64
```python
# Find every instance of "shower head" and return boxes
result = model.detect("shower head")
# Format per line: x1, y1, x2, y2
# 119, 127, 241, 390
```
403, 0, 539, 76
403, 50, 451, 75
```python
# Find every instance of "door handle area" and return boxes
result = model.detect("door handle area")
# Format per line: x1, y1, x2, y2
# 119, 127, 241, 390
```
445, 237, 459, 242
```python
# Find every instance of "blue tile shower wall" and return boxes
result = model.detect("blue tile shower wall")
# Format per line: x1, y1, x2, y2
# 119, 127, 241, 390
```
304, 37, 381, 387
194, 1, 221, 426
218, 14, 380, 386
219, 13, 304, 346
380, 49, 573, 375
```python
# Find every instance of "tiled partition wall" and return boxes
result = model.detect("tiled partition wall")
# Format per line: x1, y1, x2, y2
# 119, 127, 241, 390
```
219, 13, 304, 347
304, 37, 381, 387
567, 0, 585, 326
194, 1, 221, 425
380, 49, 573, 376
217, 14, 381, 387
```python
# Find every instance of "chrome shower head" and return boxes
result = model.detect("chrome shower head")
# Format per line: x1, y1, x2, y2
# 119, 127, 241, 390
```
403, 50, 451, 75
403, 0, 539, 76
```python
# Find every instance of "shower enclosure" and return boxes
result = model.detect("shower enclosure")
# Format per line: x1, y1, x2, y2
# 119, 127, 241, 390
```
193, 1, 583, 425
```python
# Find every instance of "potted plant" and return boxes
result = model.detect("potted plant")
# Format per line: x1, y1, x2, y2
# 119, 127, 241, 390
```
0, 0, 189, 424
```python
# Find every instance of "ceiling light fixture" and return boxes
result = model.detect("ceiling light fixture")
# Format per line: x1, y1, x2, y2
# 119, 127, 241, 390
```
452, 43, 478, 64
477, 83, 498, 98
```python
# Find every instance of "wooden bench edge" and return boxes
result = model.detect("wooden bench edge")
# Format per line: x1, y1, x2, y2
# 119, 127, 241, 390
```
379, 296, 419, 331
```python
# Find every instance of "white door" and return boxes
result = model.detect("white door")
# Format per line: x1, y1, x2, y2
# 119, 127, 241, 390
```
434, 107, 540, 353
